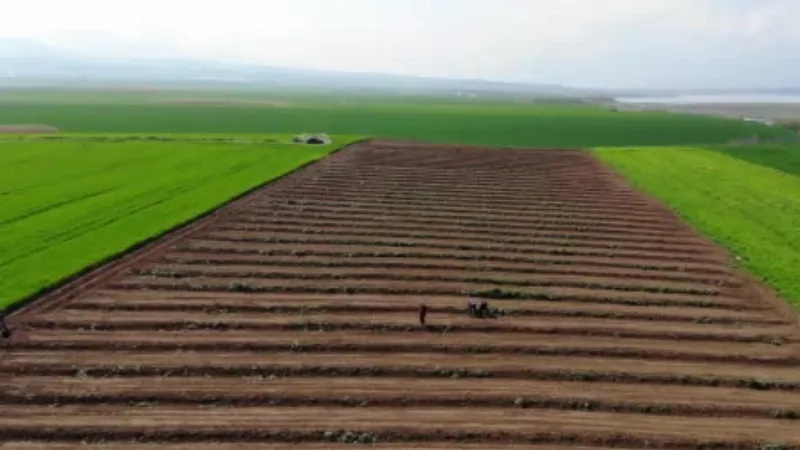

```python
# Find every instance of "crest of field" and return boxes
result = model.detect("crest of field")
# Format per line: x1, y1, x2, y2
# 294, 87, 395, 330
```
0, 88, 793, 147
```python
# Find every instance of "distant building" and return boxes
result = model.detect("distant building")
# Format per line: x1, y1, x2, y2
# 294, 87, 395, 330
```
293, 133, 332, 145
743, 117, 775, 126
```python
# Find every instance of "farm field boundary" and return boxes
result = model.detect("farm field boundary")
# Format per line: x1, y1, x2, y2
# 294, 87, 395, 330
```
0, 135, 363, 313
1, 88, 795, 147
3, 139, 800, 448
594, 144, 800, 314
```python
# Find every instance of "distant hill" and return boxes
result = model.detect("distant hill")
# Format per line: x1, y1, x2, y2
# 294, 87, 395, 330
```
0, 38, 605, 98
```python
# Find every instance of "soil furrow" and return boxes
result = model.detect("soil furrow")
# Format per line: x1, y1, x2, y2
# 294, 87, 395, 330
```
159, 253, 737, 286
219, 217, 707, 249
28, 310, 793, 341
65, 293, 783, 325
243, 203, 682, 229
2, 405, 799, 446
4, 352, 799, 389
6, 140, 800, 449
212, 222, 709, 256
174, 243, 735, 276
235, 210, 688, 238
132, 263, 724, 296
110, 277, 753, 311
253, 197, 666, 218
6, 376, 800, 419
0, 444, 630, 450
14, 330, 797, 363
192, 235, 726, 265
256, 199, 678, 224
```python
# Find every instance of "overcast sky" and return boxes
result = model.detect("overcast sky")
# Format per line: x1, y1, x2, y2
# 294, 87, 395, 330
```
1, 0, 798, 89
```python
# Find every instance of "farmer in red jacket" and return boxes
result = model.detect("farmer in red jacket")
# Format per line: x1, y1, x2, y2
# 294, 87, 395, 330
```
419, 304, 429, 329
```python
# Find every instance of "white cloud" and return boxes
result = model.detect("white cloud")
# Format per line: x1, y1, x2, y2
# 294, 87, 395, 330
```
0, 0, 798, 88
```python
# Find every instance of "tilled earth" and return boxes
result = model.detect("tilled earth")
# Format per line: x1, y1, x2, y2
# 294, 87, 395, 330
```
3, 139, 800, 449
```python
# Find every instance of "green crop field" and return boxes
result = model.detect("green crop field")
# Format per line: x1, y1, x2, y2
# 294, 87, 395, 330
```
0, 88, 793, 147
3, 87, 799, 312
0, 134, 358, 310
594, 144, 800, 307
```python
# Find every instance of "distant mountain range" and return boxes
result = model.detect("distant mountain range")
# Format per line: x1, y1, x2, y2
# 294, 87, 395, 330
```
0, 38, 608, 98
3, 38, 799, 98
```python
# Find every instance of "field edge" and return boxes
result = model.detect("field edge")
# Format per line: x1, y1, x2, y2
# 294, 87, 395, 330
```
3, 137, 371, 320
588, 150, 800, 327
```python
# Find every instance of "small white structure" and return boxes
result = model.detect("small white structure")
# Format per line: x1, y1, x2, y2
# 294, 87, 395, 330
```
742, 117, 776, 126
293, 133, 332, 145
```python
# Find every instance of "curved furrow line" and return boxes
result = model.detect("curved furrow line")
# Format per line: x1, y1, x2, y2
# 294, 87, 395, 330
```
253, 203, 680, 227
213, 223, 710, 255
25, 318, 789, 344
112, 277, 749, 311
7, 338, 800, 365
174, 245, 735, 276
133, 265, 723, 296
234, 212, 689, 237
160, 254, 737, 287
6, 351, 800, 389
3, 393, 798, 421
253, 192, 657, 212
193, 235, 726, 265
61, 298, 783, 325
253, 197, 667, 218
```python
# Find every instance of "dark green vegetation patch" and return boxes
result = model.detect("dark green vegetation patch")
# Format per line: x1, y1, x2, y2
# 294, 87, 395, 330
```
0, 89, 792, 147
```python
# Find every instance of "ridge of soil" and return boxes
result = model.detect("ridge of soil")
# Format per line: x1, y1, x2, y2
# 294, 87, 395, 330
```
3, 139, 800, 448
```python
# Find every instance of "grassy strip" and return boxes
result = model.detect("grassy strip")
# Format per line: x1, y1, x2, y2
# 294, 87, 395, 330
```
594, 145, 800, 308
0, 135, 359, 309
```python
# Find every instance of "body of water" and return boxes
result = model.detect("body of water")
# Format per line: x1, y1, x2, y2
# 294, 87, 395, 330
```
616, 94, 800, 105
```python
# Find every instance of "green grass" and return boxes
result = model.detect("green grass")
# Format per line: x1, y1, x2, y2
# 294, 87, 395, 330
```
594, 145, 800, 307
711, 144, 800, 177
0, 89, 793, 147
0, 134, 359, 310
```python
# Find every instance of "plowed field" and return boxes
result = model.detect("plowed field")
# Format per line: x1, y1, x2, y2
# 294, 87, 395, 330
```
3, 139, 800, 449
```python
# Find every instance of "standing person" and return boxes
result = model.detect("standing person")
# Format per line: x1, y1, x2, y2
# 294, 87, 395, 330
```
419, 304, 429, 329
478, 301, 490, 318
468, 298, 480, 317
0, 312, 10, 339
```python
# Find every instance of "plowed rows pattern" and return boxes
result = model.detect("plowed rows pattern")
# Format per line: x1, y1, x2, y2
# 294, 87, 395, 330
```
3, 139, 800, 449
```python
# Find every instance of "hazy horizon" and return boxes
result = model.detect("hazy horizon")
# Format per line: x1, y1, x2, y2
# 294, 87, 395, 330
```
2, 0, 799, 90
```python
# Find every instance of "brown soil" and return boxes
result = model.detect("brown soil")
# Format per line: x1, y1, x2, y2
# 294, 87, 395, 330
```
0, 124, 59, 134
3, 139, 800, 448
0, 445, 624, 450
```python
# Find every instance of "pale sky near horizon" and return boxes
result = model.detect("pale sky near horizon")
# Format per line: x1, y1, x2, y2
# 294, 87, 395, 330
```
1, 0, 799, 89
